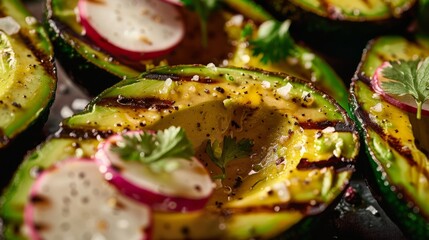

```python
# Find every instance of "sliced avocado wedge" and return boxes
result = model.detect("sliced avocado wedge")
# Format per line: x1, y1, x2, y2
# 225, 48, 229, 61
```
45, 0, 347, 108
259, 0, 416, 21
256, 0, 416, 58
226, 19, 348, 108
350, 35, 429, 238
0, 0, 56, 187
1, 66, 359, 239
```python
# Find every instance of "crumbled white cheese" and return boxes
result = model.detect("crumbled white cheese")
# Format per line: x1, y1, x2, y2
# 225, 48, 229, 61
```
261, 80, 271, 89
228, 14, 244, 26
333, 138, 344, 158
188, 85, 196, 92
71, 98, 89, 111
191, 75, 200, 81
159, 78, 173, 94
322, 126, 336, 133
371, 103, 383, 112
240, 54, 250, 63
273, 182, 290, 202
277, 83, 293, 99
60, 105, 74, 118
279, 135, 290, 144
25, 16, 37, 26
206, 62, 217, 71
304, 61, 312, 69
301, 91, 310, 99
302, 53, 315, 62
372, 93, 381, 99
0, 16, 20, 35
286, 57, 299, 65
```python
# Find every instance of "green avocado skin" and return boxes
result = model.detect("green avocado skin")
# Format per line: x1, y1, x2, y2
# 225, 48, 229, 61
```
350, 35, 429, 239
0, 0, 56, 189
44, 19, 121, 95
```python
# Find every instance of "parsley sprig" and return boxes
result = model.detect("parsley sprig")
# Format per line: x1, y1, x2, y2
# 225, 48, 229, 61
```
111, 127, 194, 170
181, 0, 219, 47
206, 136, 253, 180
242, 19, 297, 64
381, 58, 429, 119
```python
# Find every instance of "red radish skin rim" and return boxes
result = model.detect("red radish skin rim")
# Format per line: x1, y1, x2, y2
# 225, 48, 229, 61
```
24, 158, 153, 240
78, 0, 185, 61
96, 133, 213, 212
372, 62, 429, 117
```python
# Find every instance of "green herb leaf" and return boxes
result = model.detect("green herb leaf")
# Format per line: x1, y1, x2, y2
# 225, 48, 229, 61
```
381, 57, 429, 119
111, 126, 194, 165
246, 19, 297, 64
181, 0, 219, 47
206, 136, 253, 180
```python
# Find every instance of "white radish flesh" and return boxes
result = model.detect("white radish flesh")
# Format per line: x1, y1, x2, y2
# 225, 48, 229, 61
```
78, 0, 185, 60
24, 158, 152, 240
96, 132, 214, 212
372, 62, 429, 117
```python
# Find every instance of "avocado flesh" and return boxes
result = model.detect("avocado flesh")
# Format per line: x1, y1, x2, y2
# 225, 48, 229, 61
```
46, 0, 347, 108
0, 0, 56, 148
350, 35, 429, 237
1, 65, 358, 239
259, 0, 415, 21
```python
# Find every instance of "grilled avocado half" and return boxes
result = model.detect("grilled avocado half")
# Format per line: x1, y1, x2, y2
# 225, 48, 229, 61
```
0, 0, 56, 188
350, 35, 429, 238
256, 0, 416, 58
45, 0, 348, 109
1, 65, 359, 239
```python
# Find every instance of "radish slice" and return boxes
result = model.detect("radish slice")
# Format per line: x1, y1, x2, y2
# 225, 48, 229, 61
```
372, 62, 429, 117
78, 0, 185, 60
95, 131, 213, 212
24, 158, 152, 240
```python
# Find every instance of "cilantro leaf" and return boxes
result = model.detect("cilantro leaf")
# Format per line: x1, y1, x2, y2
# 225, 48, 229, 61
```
111, 126, 194, 166
246, 19, 297, 64
181, 0, 219, 47
381, 58, 429, 119
206, 136, 253, 180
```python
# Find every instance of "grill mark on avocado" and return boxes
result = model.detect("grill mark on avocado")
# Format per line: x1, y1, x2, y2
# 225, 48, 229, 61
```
299, 120, 354, 132
353, 79, 429, 179
142, 73, 218, 83
141, 73, 181, 81
55, 125, 115, 140
355, 105, 429, 181
18, 32, 56, 79
297, 157, 354, 171
97, 96, 175, 110
220, 202, 325, 216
